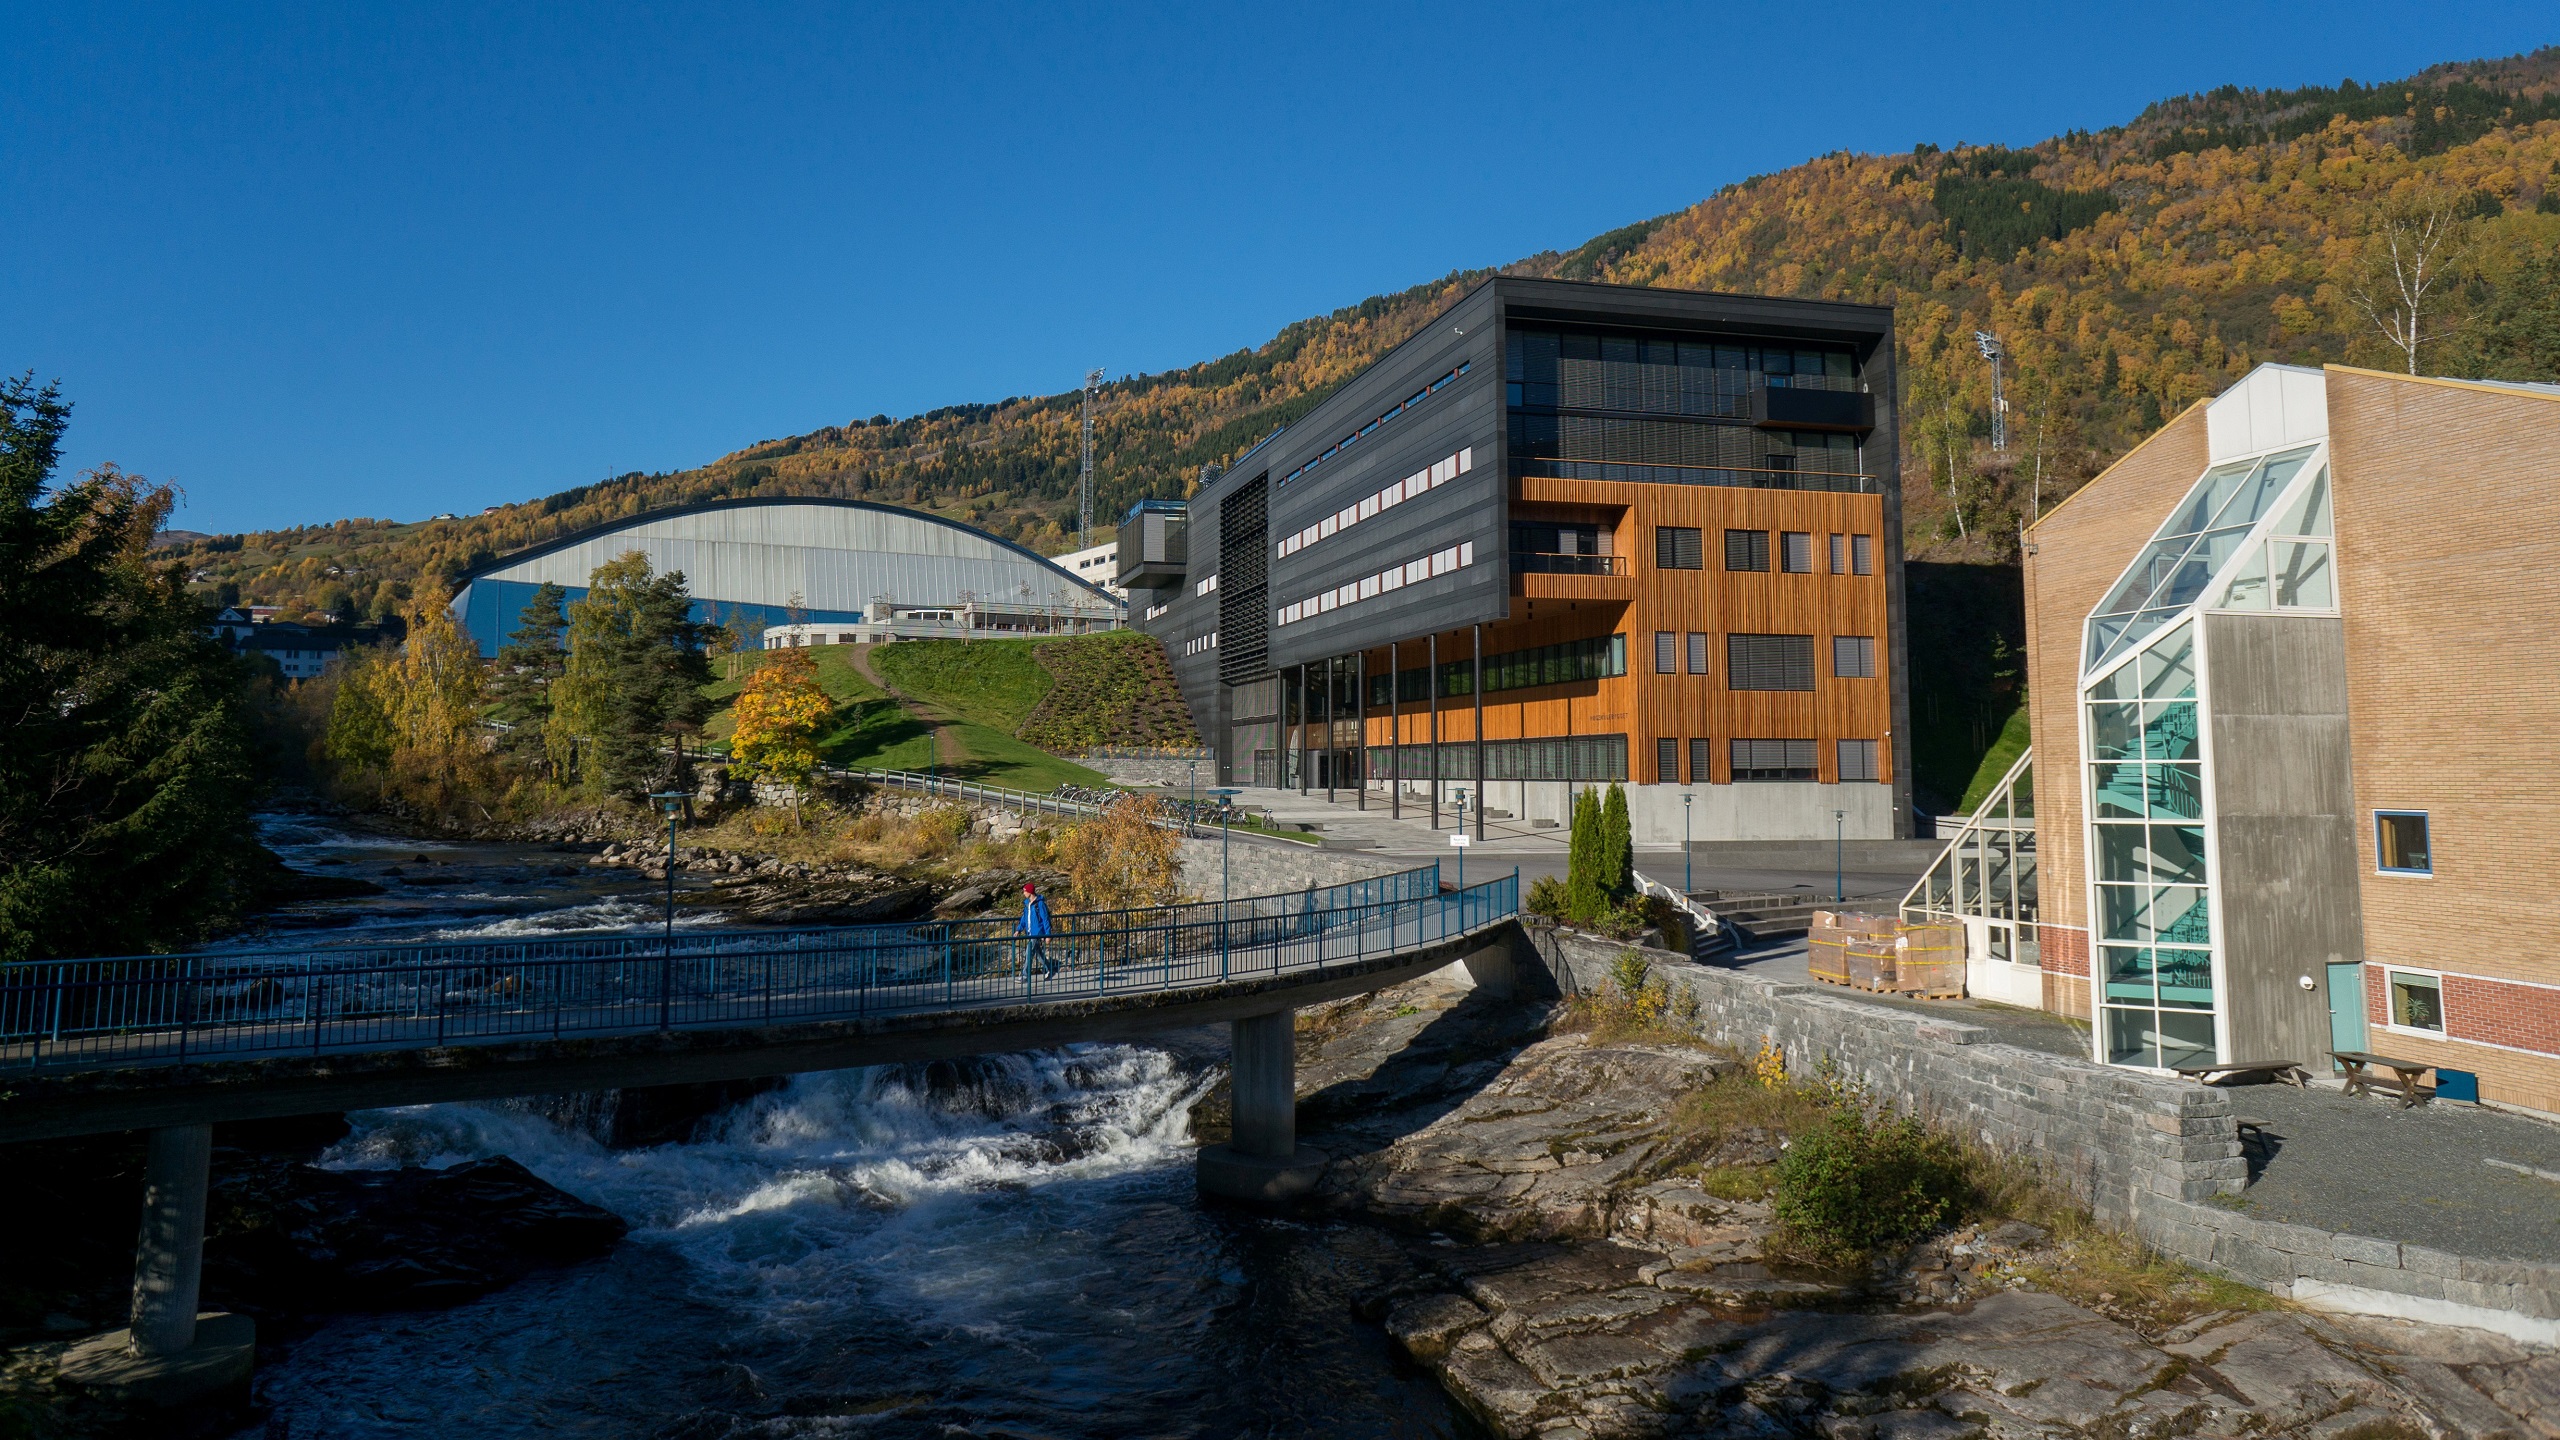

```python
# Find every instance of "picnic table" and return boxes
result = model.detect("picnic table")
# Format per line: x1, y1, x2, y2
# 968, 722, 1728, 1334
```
2172, 1059, 2310, 1087
2332, 1050, 2435, 1108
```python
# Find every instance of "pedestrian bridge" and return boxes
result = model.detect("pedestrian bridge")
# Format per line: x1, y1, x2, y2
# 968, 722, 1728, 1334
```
5, 864, 1522, 1374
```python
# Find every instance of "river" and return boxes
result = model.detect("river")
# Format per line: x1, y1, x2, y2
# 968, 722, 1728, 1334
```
219, 816, 1467, 1439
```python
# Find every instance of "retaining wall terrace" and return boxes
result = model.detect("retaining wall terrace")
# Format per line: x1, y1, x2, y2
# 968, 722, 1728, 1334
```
1524, 926, 2560, 1340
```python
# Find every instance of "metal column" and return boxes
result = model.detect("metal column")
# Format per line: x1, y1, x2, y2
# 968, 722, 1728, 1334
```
1473, 623, 1486, 842
1323, 655, 1335, 803
1388, 641, 1401, 820
1427, 633, 1440, 829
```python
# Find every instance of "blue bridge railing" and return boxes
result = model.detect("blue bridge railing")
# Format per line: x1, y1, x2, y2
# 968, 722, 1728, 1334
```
0, 866, 1518, 1074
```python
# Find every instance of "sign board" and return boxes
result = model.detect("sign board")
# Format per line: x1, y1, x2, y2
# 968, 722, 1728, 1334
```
1450, 834, 1470, 847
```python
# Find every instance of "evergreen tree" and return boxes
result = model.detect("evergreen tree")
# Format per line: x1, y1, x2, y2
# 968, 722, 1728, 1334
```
489, 581, 567, 769
553, 553, 712, 797
1600, 784, 1634, 903
1565, 788, 1607, 923
0, 375, 262, 961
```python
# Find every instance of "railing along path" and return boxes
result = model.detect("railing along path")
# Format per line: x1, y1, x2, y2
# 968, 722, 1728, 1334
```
1, 866, 1516, 1075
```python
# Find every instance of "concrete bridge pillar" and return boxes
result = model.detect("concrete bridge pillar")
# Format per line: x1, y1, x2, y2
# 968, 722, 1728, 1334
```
57, 1123, 256, 1405
131, 1123, 212, 1355
1195, 1008, 1328, 1205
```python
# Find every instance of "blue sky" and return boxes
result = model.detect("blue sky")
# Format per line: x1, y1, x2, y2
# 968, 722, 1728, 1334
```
7, 3, 2555, 534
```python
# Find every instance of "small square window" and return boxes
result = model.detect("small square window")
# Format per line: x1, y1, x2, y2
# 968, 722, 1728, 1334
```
1851, 534, 1875, 576
1837, 739, 1879, 782
2376, 811, 2431, 874
1780, 532, 1814, 572
1832, 635, 1876, 678
1654, 631, 1678, 674
1655, 526, 1704, 570
1723, 529, 1770, 572
2388, 970, 2444, 1032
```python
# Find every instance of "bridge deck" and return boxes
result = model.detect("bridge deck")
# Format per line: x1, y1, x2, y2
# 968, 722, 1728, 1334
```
0, 868, 1521, 1142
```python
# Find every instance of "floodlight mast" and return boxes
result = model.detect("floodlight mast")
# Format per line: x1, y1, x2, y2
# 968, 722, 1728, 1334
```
1079, 369, 1104, 548
1973, 331, 2008, 452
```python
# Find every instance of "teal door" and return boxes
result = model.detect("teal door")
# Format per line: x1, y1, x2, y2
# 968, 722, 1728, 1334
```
2327, 962, 2368, 1067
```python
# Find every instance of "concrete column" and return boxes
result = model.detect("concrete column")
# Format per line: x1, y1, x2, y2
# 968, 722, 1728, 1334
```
1196, 1007, 1326, 1204
129, 1124, 212, 1357
1229, 1009, 1297, 1158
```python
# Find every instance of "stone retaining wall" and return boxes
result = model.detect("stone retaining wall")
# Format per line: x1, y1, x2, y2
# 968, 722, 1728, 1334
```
1526, 926, 2560, 1339
1176, 838, 1411, 899
1530, 929, 2247, 1220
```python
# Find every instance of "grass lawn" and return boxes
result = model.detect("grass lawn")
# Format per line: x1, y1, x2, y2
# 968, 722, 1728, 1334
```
869, 638, 1055, 730
701, 646, 935, 772
1952, 706, 2030, 817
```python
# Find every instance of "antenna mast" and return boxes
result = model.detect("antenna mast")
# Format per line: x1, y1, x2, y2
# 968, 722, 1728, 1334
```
1079, 368, 1104, 547
1973, 331, 2008, 452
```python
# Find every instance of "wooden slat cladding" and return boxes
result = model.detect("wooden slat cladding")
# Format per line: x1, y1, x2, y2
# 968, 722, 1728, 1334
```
1356, 477, 1891, 785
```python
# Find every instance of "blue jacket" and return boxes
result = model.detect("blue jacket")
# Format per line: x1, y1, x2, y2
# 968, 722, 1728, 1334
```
1019, 894, 1053, 937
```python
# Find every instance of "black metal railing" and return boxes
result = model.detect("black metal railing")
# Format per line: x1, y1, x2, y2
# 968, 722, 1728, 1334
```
0, 868, 1518, 1075
1509, 551, 1625, 577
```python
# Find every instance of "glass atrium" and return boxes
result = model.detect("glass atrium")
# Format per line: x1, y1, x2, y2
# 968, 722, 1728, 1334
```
1903, 748, 2038, 993
2080, 442, 2335, 1069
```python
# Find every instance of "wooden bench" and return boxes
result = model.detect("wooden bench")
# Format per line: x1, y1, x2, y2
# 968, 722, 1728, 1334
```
2172, 1060, 2310, 1087
2332, 1050, 2435, 1109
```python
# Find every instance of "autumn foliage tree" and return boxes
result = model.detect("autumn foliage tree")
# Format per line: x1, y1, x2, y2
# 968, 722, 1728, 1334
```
728, 646, 833, 801
1052, 794, 1184, 912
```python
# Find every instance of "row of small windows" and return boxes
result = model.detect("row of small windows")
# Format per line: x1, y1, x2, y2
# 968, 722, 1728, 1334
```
1648, 737, 1881, 784
1648, 632, 1876, 686
1654, 528, 1874, 575
1279, 363, 1471, 489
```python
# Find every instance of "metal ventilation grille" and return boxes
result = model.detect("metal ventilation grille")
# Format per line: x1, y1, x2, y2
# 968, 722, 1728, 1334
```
1217, 474, 1269, 686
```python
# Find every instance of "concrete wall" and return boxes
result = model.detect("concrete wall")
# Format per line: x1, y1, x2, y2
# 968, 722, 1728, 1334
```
2328, 367, 2560, 1113
1175, 837, 1411, 901
1432, 778, 1896, 844
2202, 612, 2363, 1063
2020, 402, 2216, 1016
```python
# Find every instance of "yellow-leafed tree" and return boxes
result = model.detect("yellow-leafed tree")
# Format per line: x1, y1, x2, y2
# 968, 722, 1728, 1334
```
729, 646, 833, 799
1053, 793, 1184, 912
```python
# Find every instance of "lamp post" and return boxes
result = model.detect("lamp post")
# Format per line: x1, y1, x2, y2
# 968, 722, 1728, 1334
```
1683, 793, 1693, 896
649, 790, 686, 1031
1834, 808, 1846, 904
1453, 789, 1470, 889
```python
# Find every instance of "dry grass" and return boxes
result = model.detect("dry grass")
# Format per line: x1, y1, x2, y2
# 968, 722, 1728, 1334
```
683, 801, 1058, 877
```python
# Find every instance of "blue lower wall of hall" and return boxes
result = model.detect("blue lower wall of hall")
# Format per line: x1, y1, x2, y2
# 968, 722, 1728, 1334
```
456, 580, 866, 657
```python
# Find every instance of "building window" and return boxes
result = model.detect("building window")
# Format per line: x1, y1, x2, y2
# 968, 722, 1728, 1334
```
1655, 526, 1704, 570
1732, 738, 1817, 782
1837, 738, 1879, 782
1654, 631, 1678, 674
1780, 531, 1814, 573
2376, 811, 2431, 875
1851, 534, 1874, 575
1723, 529, 1770, 572
1689, 737, 1713, 785
1656, 737, 1681, 784
1727, 633, 1815, 691
2388, 969, 2445, 1032
1833, 635, 1876, 678
1686, 631, 1709, 675
1829, 533, 1846, 573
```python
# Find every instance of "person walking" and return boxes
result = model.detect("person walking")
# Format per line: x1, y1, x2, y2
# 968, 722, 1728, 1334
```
1018, 881, 1057, 983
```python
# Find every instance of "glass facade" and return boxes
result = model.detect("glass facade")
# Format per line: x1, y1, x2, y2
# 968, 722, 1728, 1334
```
2076, 438, 2337, 1070
1903, 748, 2038, 969
1505, 327, 1869, 492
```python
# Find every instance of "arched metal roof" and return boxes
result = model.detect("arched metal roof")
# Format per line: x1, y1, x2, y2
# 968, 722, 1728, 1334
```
450, 496, 1116, 654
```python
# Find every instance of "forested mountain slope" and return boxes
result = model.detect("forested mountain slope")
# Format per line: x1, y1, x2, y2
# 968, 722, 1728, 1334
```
175, 49, 2560, 624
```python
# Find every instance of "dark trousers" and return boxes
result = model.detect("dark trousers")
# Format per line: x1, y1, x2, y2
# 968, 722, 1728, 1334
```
1022, 937, 1054, 979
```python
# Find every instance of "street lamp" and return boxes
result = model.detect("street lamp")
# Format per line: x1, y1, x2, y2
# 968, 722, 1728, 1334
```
1683, 793, 1693, 896
649, 791, 687, 947
1833, 808, 1846, 904
1452, 789, 1470, 888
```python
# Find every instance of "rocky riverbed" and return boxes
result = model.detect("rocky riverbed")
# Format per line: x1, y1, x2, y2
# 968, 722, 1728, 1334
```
1248, 974, 2560, 1439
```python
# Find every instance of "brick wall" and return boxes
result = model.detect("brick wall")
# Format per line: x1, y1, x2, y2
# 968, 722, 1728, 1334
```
2360, 959, 2560, 1113
2329, 367, 2560, 1112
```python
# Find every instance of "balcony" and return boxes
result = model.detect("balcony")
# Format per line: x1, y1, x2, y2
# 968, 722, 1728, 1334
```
1511, 550, 1632, 601
1750, 380, 1874, 434
1116, 502, 1187, 588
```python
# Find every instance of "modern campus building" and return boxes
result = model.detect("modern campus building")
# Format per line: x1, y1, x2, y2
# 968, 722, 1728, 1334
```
1907, 362, 2560, 1114
451, 497, 1121, 655
1122, 277, 1909, 844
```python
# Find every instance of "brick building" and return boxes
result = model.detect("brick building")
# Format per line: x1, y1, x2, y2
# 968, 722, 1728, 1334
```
1925, 362, 2560, 1113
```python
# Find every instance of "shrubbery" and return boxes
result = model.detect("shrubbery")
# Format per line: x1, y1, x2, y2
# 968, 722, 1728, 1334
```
1772, 1096, 1972, 1266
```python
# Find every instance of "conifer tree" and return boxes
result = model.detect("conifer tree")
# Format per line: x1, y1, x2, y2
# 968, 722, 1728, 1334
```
1565, 788, 1607, 923
552, 552, 712, 797
1600, 783, 1634, 904
489, 582, 567, 769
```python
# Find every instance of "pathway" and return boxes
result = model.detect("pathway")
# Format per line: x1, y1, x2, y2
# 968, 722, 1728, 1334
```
847, 642, 966, 771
